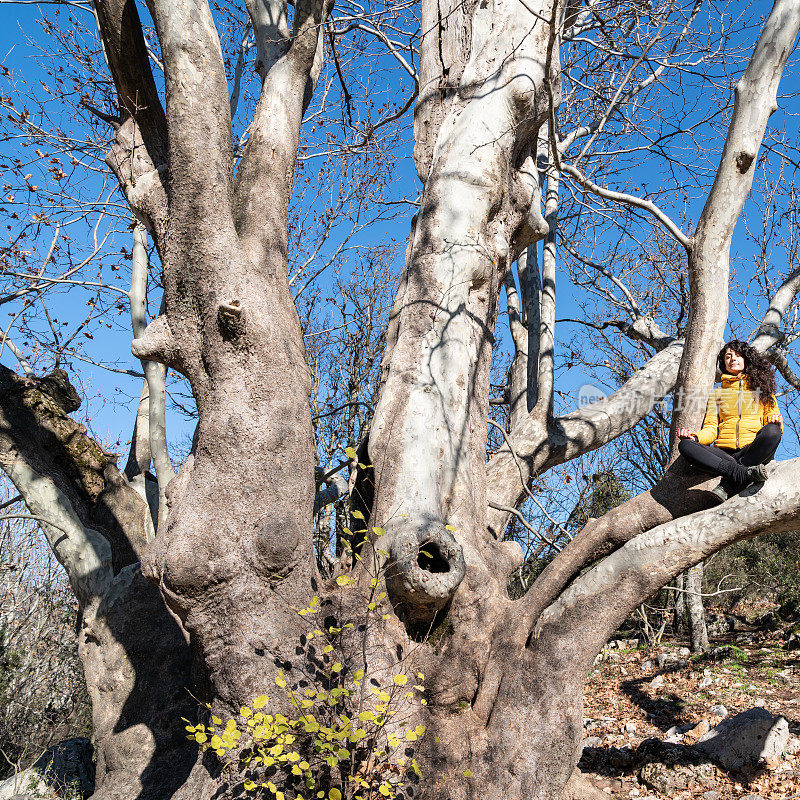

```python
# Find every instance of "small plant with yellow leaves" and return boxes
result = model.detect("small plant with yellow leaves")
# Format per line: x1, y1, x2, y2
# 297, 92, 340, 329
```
185, 576, 428, 800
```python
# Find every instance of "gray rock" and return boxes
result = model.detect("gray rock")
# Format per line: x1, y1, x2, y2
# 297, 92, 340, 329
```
709, 704, 728, 718
785, 736, 800, 755
582, 737, 603, 748
636, 739, 717, 789
703, 792, 720, 800
638, 750, 715, 793
678, 647, 691, 657
0, 738, 94, 800
709, 646, 733, 659
654, 653, 671, 669
642, 659, 654, 671
740, 795, 764, 800
696, 708, 789, 771
649, 675, 664, 689
0, 771, 48, 800
624, 722, 637, 735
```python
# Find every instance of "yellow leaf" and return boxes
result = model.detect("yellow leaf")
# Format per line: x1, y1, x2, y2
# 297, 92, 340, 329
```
275, 673, 287, 689
253, 695, 269, 710
344, 447, 358, 460
463, 769, 472, 777
331, 662, 342, 672
351, 509, 365, 520
240, 707, 252, 718
393, 674, 408, 685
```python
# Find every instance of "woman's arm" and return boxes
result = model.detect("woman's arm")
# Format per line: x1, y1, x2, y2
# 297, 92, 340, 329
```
762, 395, 784, 429
694, 395, 719, 445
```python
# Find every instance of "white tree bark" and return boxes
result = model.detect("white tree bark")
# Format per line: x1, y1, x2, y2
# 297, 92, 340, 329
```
130, 223, 173, 536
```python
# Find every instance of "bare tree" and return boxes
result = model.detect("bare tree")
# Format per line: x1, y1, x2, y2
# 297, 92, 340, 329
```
1, 2, 799, 800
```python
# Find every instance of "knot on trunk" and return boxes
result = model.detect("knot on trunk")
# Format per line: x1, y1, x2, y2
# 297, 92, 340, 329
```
217, 300, 246, 339
385, 520, 465, 628
35, 369, 82, 413
131, 316, 182, 369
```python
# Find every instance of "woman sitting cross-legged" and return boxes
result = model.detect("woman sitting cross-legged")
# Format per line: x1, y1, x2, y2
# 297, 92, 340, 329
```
677, 339, 783, 502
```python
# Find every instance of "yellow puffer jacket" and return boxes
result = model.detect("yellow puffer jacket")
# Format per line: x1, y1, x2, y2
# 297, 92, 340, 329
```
696, 373, 781, 449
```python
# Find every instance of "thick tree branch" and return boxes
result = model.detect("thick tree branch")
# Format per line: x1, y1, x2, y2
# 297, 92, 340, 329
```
671, 0, 800, 451
234, 0, 330, 266
0, 365, 151, 579
751, 265, 800, 351
504, 271, 530, 428
535, 457, 800, 652
129, 224, 173, 536
313, 467, 348, 515
532, 157, 559, 421
0, 450, 113, 605
93, 0, 169, 237
148, 0, 234, 224
245, 0, 290, 78
486, 339, 683, 537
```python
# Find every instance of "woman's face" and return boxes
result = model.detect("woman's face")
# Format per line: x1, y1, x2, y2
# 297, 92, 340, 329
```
724, 348, 745, 375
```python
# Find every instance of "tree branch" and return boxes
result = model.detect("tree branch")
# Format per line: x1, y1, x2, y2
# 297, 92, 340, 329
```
92, 0, 169, 237
535, 457, 800, 653
560, 162, 690, 250
130, 223, 173, 537
486, 339, 683, 537
148, 0, 234, 226
234, 0, 330, 266
751, 266, 800, 351
670, 0, 800, 455
0, 450, 113, 605
0, 365, 151, 574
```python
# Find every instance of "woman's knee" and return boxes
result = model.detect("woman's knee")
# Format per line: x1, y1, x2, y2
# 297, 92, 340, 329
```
678, 438, 695, 457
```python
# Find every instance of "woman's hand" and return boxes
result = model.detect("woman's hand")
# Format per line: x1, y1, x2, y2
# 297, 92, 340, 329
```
765, 412, 783, 426
677, 428, 698, 441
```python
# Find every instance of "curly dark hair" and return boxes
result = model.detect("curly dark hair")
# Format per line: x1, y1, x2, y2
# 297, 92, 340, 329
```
717, 340, 777, 409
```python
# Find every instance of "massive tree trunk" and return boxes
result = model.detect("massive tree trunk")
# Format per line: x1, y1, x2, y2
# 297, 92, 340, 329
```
1, 2, 799, 800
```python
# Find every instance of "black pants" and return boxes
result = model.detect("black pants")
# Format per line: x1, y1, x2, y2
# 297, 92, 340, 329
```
677, 423, 782, 488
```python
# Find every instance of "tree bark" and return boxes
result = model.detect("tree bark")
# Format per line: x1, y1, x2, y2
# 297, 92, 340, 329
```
0, 366, 196, 800
685, 562, 709, 653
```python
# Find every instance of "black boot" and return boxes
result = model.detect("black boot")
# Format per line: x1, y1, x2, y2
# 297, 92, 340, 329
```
745, 464, 768, 484
711, 479, 736, 502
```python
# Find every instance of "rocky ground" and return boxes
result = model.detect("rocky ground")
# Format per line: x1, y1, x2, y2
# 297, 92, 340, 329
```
578, 616, 800, 800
